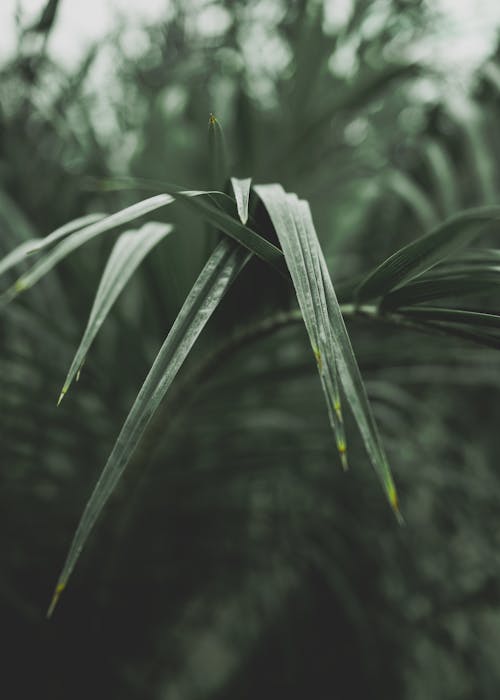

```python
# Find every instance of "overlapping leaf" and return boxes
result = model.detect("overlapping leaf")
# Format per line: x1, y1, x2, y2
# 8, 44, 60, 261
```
58, 222, 173, 405
48, 238, 251, 616
356, 206, 500, 303
4, 195, 175, 299
0, 212, 105, 279
255, 184, 400, 515
0, 189, 283, 305
382, 275, 500, 309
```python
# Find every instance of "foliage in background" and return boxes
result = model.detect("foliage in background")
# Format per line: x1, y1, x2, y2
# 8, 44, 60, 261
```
2, 1, 500, 698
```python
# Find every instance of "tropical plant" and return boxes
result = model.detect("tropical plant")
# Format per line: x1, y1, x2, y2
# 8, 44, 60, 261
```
2, 109, 500, 619
4, 2, 500, 699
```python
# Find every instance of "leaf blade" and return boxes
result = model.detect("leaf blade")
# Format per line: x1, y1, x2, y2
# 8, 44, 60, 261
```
230, 177, 252, 225
7, 195, 175, 298
356, 206, 500, 303
58, 222, 173, 404
0, 213, 105, 279
48, 238, 251, 615
255, 184, 400, 514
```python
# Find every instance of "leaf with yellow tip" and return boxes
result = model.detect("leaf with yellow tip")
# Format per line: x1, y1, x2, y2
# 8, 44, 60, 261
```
48, 239, 251, 611
58, 222, 172, 404
7, 195, 175, 299
254, 185, 347, 470
47, 582, 65, 619
0, 213, 105, 281
255, 184, 401, 519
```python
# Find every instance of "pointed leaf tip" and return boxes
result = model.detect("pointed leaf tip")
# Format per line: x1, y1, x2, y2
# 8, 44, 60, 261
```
47, 582, 65, 618
230, 177, 252, 225
337, 440, 348, 470
388, 482, 404, 524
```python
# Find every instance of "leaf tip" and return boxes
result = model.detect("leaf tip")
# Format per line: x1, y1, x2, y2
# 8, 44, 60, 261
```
337, 440, 348, 470
57, 387, 68, 407
388, 481, 404, 524
14, 278, 27, 294
47, 582, 66, 619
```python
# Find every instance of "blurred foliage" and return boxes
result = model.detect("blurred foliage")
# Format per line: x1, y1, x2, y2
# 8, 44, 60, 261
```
2, 0, 500, 698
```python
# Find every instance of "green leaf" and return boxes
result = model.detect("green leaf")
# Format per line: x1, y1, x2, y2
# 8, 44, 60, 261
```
2, 188, 284, 306
381, 275, 500, 309
47, 239, 251, 616
58, 222, 173, 405
89, 177, 284, 271
255, 184, 400, 517
160, 185, 285, 274
399, 306, 500, 330
208, 113, 228, 191
5, 195, 175, 300
255, 185, 347, 466
356, 206, 500, 303
230, 177, 252, 225
0, 213, 105, 279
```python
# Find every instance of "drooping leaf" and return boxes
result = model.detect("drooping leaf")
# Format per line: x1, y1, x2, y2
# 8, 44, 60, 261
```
356, 206, 500, 303
2, 189, 284, 306
160, 185, 284, 273
85, 178, 285, 272
47, 239, 251, 616
58, 222, 173, 405
5, 195, 175, 300
255, 184, 400, 516
256, 185, 347, 465
230, 177, 252, 225
0, 213, 105, 279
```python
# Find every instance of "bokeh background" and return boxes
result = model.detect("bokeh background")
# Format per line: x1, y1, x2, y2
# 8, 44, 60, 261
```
3, 1, 500, 698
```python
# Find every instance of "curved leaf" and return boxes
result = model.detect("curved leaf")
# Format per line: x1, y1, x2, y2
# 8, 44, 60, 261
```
58, 222, 173, 404
0, 213, 105, 279
48, 238, 251, 616
255, 184, 400, 516
356, 206, 500, 303
6, 195, 175, 299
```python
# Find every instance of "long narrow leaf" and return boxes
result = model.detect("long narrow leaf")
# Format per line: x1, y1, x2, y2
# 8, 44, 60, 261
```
255, 184, 400, 515
58, 222, 173, 404
6, 195, 175, 299
0, 213, 105, 279
161, 185, 284, 273
382, 276, 500, 309
356, 206, 500, 303
47, 239, 251, 616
